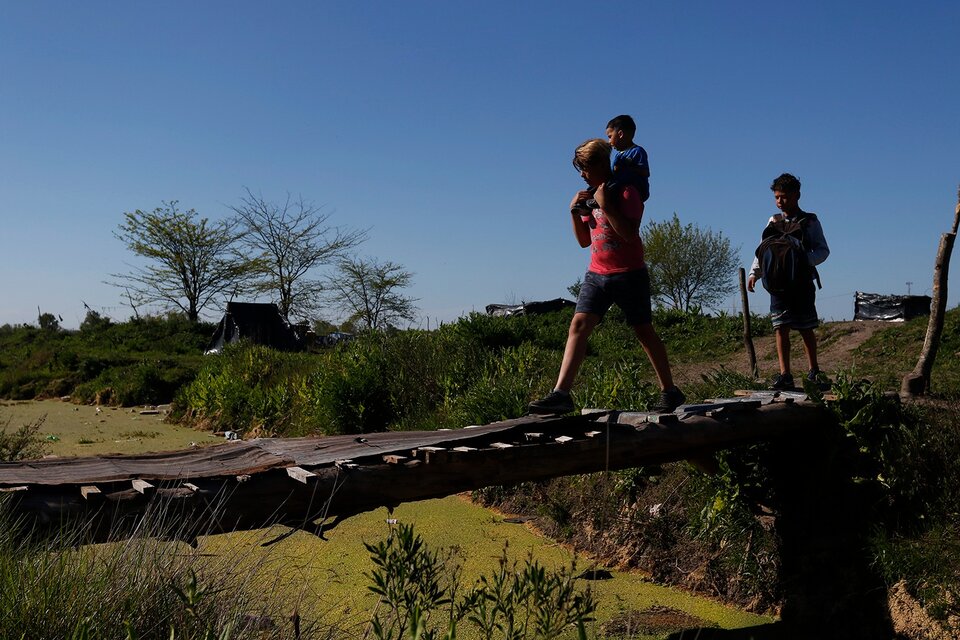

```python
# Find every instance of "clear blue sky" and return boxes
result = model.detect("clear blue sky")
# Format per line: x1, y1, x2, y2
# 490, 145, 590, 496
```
2, 1, 958, 329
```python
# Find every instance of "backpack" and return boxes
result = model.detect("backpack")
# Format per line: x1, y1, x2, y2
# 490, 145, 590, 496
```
755, 214, 822, 294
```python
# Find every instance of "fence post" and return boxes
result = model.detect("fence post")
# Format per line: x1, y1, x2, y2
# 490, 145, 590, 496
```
739, 267, 759, 379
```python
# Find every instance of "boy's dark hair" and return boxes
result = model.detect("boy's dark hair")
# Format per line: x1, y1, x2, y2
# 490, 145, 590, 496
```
606, 114, 636, 138
771, 173, 801, 193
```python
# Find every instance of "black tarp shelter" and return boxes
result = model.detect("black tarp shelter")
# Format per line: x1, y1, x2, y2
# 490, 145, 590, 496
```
854, 292, 931, 322
207, 302, 304, 353
485, 298, 576, 317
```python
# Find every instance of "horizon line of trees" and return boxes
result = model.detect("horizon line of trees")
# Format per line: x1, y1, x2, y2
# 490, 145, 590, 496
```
26, 202, 738, 334
108, 188, 419, 333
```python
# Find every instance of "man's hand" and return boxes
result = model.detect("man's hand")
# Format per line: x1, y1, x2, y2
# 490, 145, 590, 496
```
570, 190, 592, 212
593, 184, 607, 210
747, 274, 757, 292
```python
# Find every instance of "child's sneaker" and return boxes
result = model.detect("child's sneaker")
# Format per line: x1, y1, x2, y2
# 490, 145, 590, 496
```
651, 386, 686, 413
770, 373, 795, 390
528, 390, 575, 415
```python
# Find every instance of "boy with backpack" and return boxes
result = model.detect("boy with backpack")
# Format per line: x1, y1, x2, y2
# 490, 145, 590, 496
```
748, 173, 830, 390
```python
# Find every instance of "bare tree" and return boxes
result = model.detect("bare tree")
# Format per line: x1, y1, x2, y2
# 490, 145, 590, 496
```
901, 186, 960, 397
230, 188, 367, 321
110, 201, 253, 322
327, 257, 418, 331
643, 213, 739, 312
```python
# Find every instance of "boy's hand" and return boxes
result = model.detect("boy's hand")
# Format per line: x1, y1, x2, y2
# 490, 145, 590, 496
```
747, 275, 757, 292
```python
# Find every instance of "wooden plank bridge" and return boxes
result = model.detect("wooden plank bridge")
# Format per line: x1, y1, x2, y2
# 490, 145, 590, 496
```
0, 391, 826, 544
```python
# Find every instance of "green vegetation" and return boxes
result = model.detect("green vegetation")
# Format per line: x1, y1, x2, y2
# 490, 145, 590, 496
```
176, 308, 770, 438
364, 522, 595, 640
851, 309, 960, 393
0, 313, 212, 405
0, 490, 768, 639
3, 305, 960, 633
0, 505, 275, 639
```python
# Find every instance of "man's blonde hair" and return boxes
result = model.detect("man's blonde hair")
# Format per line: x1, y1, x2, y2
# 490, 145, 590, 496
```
573, 138, 612, 172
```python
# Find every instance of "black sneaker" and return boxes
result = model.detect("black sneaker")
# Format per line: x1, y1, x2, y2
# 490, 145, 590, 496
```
528, 390, 575, 415
770, 373, 795, 390
651, 386, 686, 413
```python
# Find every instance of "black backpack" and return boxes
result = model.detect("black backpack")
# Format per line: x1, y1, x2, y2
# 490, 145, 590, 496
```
755, 214, 821, 294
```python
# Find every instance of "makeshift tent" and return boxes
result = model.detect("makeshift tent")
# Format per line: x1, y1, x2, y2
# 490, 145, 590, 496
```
854, 292, 931, 322
206, 302, 304, 353
485, 298, 576, 317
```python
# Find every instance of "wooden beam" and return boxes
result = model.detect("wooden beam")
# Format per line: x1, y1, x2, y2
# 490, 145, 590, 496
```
131, 479, 154, 494
80, 485, 102, 500
286, 466, 316, 484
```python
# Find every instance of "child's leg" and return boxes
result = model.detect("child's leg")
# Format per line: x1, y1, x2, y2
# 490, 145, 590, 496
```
775, 326, 792, 375
554, 312, 600, 392
632, 323, 675, 391
799, 328, 819, 372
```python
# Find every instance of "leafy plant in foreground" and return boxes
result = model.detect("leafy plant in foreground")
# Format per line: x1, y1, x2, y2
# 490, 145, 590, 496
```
365, 523, 595, 640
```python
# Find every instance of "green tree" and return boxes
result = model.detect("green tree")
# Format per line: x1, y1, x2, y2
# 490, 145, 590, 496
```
37, 312, 60, 332
644, 212, 739, 312
327, 257, 418, 331
230, 188, 367, 321
111, 201, 253, 322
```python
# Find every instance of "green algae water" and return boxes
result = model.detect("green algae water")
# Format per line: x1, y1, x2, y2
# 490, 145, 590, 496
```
200, 495, 773, 638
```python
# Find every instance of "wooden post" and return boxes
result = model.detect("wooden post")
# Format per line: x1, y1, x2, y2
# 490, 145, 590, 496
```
901, 187, 960, 397
739, 267, 759, 379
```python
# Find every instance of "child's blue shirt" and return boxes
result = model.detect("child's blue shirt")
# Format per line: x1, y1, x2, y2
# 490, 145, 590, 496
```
611, 145, 650, 202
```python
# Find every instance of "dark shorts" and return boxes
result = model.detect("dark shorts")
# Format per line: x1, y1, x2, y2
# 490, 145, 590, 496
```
576, 269, 653, 326
770, 279, 819, 330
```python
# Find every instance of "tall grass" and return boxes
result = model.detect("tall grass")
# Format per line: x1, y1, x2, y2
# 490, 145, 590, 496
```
175, 308, 767, 436
0, 503, 296, 639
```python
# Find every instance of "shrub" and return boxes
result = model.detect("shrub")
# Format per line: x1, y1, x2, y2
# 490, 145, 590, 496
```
0, 414, 48, 461
365, 522, 595, 640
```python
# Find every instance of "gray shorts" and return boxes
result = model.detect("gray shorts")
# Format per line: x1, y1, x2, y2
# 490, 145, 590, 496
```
770, 279, 819, 330
575, 269, 653, 325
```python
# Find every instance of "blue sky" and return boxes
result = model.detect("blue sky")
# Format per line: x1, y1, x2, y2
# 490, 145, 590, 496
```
2, 1, 958, 329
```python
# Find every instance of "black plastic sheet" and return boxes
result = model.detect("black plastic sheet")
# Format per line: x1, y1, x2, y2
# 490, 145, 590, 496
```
854, 292, 931, 322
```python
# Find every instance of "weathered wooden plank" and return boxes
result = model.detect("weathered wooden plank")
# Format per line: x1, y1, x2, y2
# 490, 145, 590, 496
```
0, 485, 27, 493
131, 479, 154, 494
286, 466, 316, 484
411, 447, 447, 464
